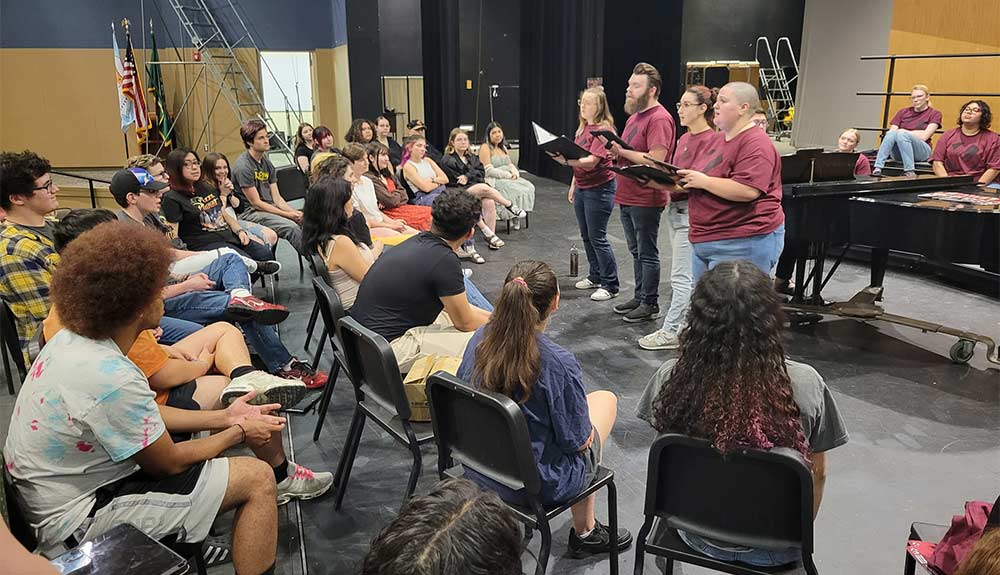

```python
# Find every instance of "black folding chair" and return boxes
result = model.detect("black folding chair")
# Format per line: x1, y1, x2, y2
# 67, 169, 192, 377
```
303, 254, 329, 357
427, 372, 620, 575
1, 300, 28, 395
275, 165, 309, 276
308, 276, 350, 441
332, 316, 435, 510
634, 434, 818, 575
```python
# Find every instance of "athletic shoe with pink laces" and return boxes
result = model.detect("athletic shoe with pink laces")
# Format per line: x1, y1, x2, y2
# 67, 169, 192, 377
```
275, 462, 334, 505
225, 295, 289, 325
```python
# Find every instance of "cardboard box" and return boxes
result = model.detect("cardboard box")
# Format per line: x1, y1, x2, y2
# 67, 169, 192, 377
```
402, 354, 462, 422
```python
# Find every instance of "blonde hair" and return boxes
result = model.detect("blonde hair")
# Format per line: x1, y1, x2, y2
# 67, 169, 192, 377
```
724, 82, 762, 116
840, 128, 860, 147
126, 154, 161, 169
912, 84, 930, 96
576, 87, 615, 136
444, 128, 470, 156
310, 152, 339, 183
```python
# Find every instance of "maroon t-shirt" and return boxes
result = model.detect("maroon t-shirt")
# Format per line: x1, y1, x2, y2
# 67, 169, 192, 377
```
855, 153, 871, 176
890, 106, 943, 142
687, 127, 784, 244
614, 104, 676, 207
572, 124, 616, 189
930, 128, 1000, 181
670, 128, 717, 203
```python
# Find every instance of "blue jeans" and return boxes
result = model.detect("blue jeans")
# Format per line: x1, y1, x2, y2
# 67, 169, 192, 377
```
874, 130, 931, 172
620, 205, 664, 304
678, 530, 800, 568
660, 201, 693, 334
691, 225, 785, 283
413, 185, 445, 206
464, 277, 493, 312
158, 316, 202, 345
574, 179, 619, 292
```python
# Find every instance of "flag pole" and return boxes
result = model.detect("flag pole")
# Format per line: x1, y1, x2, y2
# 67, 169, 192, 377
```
124, 133, 130, 160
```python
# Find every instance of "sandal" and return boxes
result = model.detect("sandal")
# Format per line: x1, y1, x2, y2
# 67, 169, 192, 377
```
508, 204, 527, 218
486, 234, 505, 250
468, 249, 486, 264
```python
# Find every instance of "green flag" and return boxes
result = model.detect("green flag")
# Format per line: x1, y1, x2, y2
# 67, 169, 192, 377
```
147, 22, 172, 147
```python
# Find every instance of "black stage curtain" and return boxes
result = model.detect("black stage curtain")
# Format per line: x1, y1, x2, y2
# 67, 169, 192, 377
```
518, 0, 604, 183
420, 0, 462, 151
346, 0, 383, 121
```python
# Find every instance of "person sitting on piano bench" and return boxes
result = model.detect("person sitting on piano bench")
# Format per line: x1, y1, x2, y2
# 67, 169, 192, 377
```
872, 84, 942, 178
930, 100, 1000, 188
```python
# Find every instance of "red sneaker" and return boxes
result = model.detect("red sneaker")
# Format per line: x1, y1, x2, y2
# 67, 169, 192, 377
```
225, 295, 289, 325
278, 360, 328, 389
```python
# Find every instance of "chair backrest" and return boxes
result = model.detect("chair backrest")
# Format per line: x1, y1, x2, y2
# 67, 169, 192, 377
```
312, 277, 348, 362
337, 316, 412, 419
308, 252, 330, 281
2, 455, 38, 550
427, 372, 542, 495
0, 299, 26, 373
276, 165, 308, 202
643, 433, 814, 553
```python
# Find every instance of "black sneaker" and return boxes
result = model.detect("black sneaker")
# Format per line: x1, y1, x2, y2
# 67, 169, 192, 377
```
256, 260, 282, 275
613, 298, 640, 314
623, 302, 659, 323
568, 520, 633, 558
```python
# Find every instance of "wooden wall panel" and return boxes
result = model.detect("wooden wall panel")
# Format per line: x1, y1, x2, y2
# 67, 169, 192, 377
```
311, 46, 353, 148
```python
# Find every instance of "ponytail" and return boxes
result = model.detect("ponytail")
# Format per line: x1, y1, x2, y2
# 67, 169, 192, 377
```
686, 85, 718, 128
472, 261, 558, 403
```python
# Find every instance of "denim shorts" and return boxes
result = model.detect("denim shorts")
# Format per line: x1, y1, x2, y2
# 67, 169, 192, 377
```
581, 425, 602, 488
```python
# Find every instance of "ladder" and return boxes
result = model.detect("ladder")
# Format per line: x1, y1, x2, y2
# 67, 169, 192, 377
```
167, 0, 297, 161
754, 36, 799, 140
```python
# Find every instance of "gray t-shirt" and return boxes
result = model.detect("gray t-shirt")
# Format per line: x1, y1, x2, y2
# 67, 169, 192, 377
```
115, 209, 185, 249
9, 221, 56, 243
231, 150, 276, 205
635, 358, 849, 453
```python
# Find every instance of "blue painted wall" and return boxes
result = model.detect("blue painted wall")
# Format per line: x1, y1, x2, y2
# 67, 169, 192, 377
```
0, 0, 347, 49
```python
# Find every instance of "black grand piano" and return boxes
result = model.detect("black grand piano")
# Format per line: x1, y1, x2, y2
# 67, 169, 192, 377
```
780, 148, 999, 365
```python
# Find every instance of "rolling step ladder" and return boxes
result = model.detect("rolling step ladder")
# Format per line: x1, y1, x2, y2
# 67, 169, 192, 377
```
755, 36, 799, 141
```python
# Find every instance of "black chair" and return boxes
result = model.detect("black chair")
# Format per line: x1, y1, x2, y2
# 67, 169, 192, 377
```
303, 253, 329, 357
275, 165, 309, 276
427, 372, 621, 575
902, 522, 949, 575
1, 300, 28, 395
634, 434, 818, 575
332, 316, 435, 510
309, 276, 350, 441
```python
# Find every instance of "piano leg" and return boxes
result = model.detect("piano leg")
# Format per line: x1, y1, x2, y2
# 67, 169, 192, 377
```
870, 247, 890, 289
792, 251, 808, 304
811, 243, 827, 306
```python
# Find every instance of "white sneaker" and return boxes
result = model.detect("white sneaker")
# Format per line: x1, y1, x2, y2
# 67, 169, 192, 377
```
575, 278, 599, 290
276, 462, 334, 506
462, 268, 473, 278
512, 218, 521, 230
220, 371, 308, 408
591, 288, 619, 301
638, 329, 680, 351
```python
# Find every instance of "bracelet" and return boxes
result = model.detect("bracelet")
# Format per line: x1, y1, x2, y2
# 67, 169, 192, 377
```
235, 423, 246, 444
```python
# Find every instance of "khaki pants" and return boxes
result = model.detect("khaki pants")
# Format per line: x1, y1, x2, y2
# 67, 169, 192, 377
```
390, 312, 475, 373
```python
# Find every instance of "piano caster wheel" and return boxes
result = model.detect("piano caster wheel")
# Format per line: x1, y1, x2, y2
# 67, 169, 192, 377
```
950, 339, 976, 364
789, 312, 822, 326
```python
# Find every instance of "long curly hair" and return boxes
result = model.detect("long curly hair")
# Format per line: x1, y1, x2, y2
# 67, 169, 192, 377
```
650, 260, 808, 458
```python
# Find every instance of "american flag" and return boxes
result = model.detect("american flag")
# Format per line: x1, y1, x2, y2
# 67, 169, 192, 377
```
119, 21, 149, 142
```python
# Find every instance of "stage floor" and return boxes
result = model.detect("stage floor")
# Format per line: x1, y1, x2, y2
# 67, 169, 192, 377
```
2, 173, 996, 574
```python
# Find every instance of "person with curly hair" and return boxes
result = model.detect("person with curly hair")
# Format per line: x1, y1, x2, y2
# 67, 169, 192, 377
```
457, 260, 632, 559
3, 223, 283, 573
636, 260, 848, 568
344, 118, 374, 145
0, 150, 61, 362
931, 100, 1000, 186
361, 478, 523, 575
341, 142, 418, 238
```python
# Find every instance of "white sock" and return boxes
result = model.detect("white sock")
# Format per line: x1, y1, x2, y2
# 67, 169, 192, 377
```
240, 256, 258, 272
578, 527, 595, 539
231, 288, 252, 298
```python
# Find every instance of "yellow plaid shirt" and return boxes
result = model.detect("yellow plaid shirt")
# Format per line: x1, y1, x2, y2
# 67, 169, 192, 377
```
0, 223, 59, 364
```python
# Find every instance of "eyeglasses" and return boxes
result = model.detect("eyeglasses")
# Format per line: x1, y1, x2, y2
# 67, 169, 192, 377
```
676, 101, 701, 110
964, 107, 982, 113
32, 180, 55, 192
183, 160, 199, 167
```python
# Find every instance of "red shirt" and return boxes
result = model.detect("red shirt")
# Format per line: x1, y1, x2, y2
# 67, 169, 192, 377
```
890, 106, 943, 142
614, 104, 676, 207
687, 127, 784, 244
930, 128, 1000, 182
670, 128, 717, 202
854, 153, 871, 176
572, 124, 616, 189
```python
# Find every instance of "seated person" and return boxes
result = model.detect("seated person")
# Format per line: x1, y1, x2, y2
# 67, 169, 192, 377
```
405, 119, 443, 162
872, 85, 942, 177
302, 177, 382, 310
309, 125, 340, 162
751, 109, 768, 131
111, 166, 280, 276
202, 151, 279, 248
161, 148, 273, 262
309, 154, 375, 248
478, 121, 535, 230
344, 118, 374, 145
837, 128, 871, 176
931, 100, 999, 186
3, 222, 282, 573
457, 261, 632, 558
374, 115, 404, 168
366, 141, 432, 231
636, 261, 848, 568
350, 189, 494, 372
294, 122, 315, 173
341, 142, 418, 237
0, 150, 60, 362
233, 119, 305, 253
361, 478, 523, 575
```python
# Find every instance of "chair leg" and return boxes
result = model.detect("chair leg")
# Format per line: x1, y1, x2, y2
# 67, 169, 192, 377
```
633, 518, 654, 575
298, 254, 304, 278
607, 479, 619, 575
312, 360, 340, 441
524, 212, 529, 229
193, 541, 208, 575
535, 519, 552, 575
402, 442, 422, 507
304, 301, 319, 350
903, 550, 916, 575
664, 558, 674, 574
333, 408, 366, 510
310, 328, 327, 370
803, 555, 819, 575
2, 342, 14, 395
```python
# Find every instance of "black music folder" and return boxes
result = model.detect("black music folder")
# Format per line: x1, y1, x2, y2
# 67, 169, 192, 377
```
533, 122, 590, 160
593, 129, 634, 151
611, 164, 679, 185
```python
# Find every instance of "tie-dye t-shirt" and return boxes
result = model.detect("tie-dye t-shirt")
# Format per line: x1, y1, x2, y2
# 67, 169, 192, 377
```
3, 329, 165, 550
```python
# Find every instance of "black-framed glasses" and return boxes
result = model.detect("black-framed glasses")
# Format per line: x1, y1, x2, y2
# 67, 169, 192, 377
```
676, 101, 701, 110
33, 180, 55, 192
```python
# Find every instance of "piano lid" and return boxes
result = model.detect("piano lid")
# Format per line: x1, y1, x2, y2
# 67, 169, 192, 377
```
783, 173, 977, 199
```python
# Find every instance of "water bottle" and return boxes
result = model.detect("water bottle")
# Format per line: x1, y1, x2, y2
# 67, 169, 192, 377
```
570, 244, 579, 277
